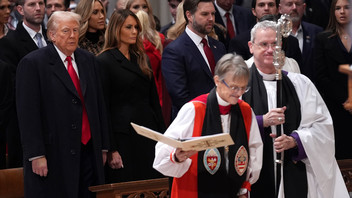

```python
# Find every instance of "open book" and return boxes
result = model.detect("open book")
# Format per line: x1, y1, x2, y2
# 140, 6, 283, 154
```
131, 122, 234, 151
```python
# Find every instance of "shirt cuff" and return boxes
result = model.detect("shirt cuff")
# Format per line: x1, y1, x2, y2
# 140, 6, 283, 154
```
290, 132, 307, 161
29, 155, 45, 161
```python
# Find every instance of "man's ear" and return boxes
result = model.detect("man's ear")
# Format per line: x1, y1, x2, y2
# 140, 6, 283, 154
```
251, 8, 257, 18
17, 5, 24, 16
248, 41, 254, 54
185, 10, 192, 24
49, 31, 55, 42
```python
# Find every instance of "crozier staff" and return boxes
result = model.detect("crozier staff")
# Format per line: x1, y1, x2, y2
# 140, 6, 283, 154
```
153, 54, 263, 198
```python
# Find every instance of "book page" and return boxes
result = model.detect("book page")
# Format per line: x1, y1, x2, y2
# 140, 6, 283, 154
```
131, 122, 234, 151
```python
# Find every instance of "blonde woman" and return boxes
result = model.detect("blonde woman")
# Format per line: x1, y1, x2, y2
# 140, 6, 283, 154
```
125, 0, 156, 31
75, 0, 106, 55
136, 10, 164, 106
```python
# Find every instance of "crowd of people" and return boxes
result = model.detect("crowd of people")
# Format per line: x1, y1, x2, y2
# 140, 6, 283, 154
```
0, 0, 351, 197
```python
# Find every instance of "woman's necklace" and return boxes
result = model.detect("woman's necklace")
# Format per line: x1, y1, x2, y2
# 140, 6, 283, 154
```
342, 33, 350, 40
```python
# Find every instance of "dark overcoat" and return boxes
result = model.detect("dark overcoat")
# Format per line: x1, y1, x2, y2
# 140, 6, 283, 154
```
97, 49, 165, 183
16, 43, 109, 198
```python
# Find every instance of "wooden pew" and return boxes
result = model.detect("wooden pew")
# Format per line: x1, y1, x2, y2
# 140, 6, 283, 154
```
0, 167, 24, 198
89, 177, 169, 198
337, 159, 352, 192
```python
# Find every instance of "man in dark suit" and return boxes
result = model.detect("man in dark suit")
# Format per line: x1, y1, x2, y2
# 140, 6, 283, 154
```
0, 0, 46, 168
16, 11, 109, 198
279, 0, 323, 81
160, 0, 182, 36
0, 0, 47, 67
162, 0, 226, 119
213, 0, 255, 48
228, 0, 302, 66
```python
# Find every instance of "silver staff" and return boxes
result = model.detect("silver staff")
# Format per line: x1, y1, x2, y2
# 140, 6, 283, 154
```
273, 14, 292, 164
273, 14, 292, 197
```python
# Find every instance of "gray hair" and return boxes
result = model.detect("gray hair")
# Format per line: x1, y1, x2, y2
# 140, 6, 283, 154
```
215, 53, 249, 81
250, 20, 276, 43
47, 11, 81, 41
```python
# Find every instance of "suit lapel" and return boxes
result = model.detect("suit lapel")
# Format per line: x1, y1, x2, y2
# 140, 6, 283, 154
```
17, 23, 39, 53
48, 44, 80, 98
183, 33, 213, 79
214, 4, 225, 27
302, 23, 310, 55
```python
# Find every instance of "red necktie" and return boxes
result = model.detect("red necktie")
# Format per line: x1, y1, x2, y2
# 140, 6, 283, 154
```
201, 38, 216, 75
66, 56, 91, 145
225, 12, 235, 39
219, 105, 231, 115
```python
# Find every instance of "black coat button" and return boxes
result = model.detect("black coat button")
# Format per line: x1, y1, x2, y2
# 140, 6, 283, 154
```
70, 149, 76, 155
72, 98, 78, 104
71, 124, 77, 130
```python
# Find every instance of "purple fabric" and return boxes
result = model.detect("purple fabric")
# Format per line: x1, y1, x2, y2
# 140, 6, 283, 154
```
256, 115, 265, 140
290, 132, 307, 161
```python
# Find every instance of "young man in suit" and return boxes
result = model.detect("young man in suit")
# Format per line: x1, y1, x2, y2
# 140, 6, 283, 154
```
0, 0, 46, 168
213, 0, 255, 48
279, 0, 323, 81
45, 0, 69, 18
162, 0, 226, 119
160, 0, 182, 36
16, 11, 109, 198
0, 0, 47, 66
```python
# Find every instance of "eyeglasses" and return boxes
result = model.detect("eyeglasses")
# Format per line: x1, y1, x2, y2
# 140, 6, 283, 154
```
253, 42, 277, 50
221, 80, 250, 93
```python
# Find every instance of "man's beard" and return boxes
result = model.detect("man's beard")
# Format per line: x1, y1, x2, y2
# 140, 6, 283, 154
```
289, 12, 300, 23
192, 17, 213, 35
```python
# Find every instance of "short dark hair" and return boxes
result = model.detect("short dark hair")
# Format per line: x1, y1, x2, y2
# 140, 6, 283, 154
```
183, 0, 212, 24
43, 0, 70, 9
251, 0, 279, 9
168, 0, 182, 2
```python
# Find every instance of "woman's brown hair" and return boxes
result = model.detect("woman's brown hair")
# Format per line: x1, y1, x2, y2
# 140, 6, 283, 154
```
101, 9, 151, 78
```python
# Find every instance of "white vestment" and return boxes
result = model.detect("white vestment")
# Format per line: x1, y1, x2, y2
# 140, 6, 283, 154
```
153, 93, 263, 195
263, 71, 349, 198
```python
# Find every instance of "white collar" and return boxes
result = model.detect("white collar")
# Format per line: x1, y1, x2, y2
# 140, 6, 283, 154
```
22, 22, 43, 39
257, 67, 276, 81
54, 45, 76, 64
185, 26, 208, 46
216, 91, 230, 106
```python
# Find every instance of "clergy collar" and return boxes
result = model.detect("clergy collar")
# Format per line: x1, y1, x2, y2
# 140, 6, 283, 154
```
256, 67, 276, 81
216, 91, 230, 106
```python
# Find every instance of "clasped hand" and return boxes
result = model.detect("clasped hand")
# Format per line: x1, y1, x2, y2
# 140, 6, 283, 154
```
263, 106, 286, 127
270, 133, 297, 153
